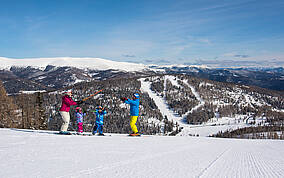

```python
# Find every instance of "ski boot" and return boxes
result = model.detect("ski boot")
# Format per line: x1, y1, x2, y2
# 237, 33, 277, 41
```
129, 132, 141, 136
76, 132, 83, 135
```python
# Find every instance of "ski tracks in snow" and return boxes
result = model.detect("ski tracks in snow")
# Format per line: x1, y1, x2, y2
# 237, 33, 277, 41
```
58, 144, 195, 178
56, 138, 284, 178
199, 141, 284, 178
197, 147, 231, 178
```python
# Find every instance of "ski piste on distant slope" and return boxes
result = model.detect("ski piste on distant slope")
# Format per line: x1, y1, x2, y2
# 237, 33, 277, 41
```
140, 76, 205, 134
139, 76, 251, 136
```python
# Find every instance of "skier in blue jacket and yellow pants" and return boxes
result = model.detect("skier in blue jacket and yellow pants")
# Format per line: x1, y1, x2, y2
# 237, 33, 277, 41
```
121, 93, 140, 136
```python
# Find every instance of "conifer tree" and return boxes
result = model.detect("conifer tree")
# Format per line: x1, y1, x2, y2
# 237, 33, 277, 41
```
0, 80, 20, 128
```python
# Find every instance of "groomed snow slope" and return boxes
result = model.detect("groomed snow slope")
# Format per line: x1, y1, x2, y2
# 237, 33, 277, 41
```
0, 57, 146, 72
1, 129, 284, 178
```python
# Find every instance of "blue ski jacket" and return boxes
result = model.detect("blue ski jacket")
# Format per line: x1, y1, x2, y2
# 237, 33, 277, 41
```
75, 112, 86, 123
94, 109, 107, 125
125, 99, 140, 116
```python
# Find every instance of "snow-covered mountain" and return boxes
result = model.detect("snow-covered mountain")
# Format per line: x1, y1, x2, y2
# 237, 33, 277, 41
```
0, 57, 156, 94
0, 57, 147, 72
1, 57, 284, 94
6, 73, 282, 138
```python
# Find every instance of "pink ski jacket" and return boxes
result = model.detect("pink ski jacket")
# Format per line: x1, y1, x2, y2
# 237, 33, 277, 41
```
59, 95, 77, 112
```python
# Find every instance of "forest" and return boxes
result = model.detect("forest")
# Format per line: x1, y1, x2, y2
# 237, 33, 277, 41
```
0, 74, 283, 136
212, 126, 284, 140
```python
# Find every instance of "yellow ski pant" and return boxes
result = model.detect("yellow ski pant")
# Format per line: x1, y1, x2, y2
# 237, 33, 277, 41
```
130, 116, 138, 133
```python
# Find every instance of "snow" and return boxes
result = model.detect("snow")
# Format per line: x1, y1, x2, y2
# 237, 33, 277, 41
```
199, 82, 213, 87
140, 76, 258, 137
19, 90, 46, 94
37, 76, 46, 80
180, 79, 205, 115
0, 57, 147, 72
180, 122, 248, 137
119, 103, 127, 108
1, 128, 284, 178
74, 79, 86, 84
139, 78, 181, 124
165, 76, 205, 123
89, 72, 99, 77
157, 64, 209, 69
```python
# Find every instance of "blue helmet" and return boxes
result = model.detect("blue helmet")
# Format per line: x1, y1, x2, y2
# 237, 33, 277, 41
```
133, 93, 140, 98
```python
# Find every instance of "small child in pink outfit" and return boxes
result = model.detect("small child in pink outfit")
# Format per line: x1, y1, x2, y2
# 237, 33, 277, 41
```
75, 107, 86, 133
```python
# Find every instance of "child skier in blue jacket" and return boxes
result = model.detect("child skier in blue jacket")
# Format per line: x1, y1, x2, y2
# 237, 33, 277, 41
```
121, 93, 140, 136
92, 106, 107, 136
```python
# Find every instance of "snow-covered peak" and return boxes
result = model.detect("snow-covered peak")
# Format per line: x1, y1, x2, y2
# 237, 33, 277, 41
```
0, 57, 147, 72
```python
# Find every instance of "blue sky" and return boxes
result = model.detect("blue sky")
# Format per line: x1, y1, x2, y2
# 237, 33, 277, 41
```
0, 0, 284, 65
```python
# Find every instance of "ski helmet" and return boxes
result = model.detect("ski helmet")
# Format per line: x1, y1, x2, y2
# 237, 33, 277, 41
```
133, 93, 140, 98
76, 107, 82, 112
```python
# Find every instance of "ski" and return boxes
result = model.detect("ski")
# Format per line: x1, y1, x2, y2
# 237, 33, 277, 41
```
55, 132, 111, 136
77, 133, 111, 136
93, 134, 112, 137
56, 131, 72, 135
82, 89, 103, 102
128, 133, 154, 137
56, 132, 90, 136
74, 133, 93, 136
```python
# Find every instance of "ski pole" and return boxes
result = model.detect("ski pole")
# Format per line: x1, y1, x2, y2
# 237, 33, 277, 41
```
82, 89, 103, 102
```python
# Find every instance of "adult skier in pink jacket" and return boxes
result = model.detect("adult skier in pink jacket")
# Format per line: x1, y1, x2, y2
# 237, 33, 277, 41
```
59, 90, 82, 134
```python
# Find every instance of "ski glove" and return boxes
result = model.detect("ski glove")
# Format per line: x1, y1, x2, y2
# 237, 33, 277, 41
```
120, 97, 127, 102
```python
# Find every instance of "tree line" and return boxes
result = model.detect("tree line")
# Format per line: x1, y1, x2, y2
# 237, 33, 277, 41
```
211, 125, 284, 140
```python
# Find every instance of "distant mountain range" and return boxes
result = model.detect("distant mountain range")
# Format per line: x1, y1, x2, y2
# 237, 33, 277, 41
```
150, 65, 284, 91
0, 57, 283, 93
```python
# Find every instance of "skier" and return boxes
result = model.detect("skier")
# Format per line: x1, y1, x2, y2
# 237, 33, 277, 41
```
75, 107, 86, 134
59, 89, 83, 134
121, 93, 140, 136
92, 106, 107, 136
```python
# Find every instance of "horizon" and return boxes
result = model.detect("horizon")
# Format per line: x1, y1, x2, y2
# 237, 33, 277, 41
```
1, 56, 284, 68
0, 0, 284, 65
